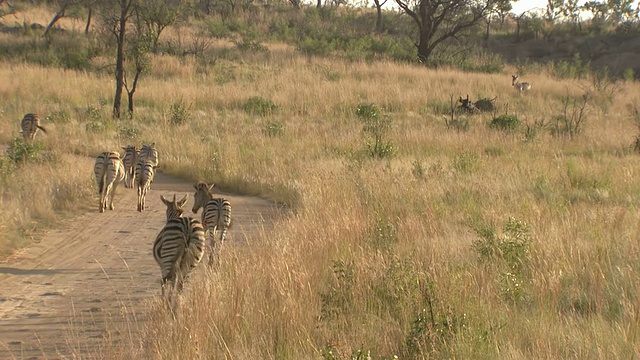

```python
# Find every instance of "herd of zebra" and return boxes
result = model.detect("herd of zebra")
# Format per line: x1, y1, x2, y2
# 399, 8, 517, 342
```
19, 113, 231, 303
93, 144, 232, 301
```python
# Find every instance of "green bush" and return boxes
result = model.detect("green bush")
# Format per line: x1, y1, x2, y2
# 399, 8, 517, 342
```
5, 137, 44, 164
490, 114, 521, 131
169, 98, 192, 125
356, 103, 394, 158
472, 217, 532, 302
243, 96, 278, 117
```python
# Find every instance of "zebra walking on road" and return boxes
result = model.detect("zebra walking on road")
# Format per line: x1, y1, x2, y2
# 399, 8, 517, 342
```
121, 145, 139, 188
153, 194, 206, 301
135, 159, 155, 212
94, 151, 125, 213
192, 181, 232, 266
21, 113, 47, 140
137, 142, 159, 191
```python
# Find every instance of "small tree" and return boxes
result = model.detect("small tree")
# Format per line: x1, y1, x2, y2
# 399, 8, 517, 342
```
356, 103, 394, 158
136, 0, 188, 53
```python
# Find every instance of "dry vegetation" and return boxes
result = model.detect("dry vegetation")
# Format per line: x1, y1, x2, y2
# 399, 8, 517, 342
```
2, 5, 640, 359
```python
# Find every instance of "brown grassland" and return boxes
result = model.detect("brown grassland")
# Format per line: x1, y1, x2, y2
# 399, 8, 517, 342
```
1, 4, 640, 359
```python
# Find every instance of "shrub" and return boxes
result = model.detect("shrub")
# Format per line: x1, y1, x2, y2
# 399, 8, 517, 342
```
5, 137, 44, 165
169, 98, 192, 125
356, 103, 394, 158
243, 96, 278, 117
472, 217, 532, 302
490, 114, 521, 131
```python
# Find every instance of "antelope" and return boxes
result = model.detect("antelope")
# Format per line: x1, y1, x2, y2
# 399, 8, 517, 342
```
511, 75, 531, 96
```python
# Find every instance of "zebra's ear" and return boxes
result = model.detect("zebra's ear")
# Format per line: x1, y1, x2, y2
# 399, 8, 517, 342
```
177, 195, 188, 208
208, 183, 215, 191
193, 183, 199, 190
160, 195, 171, 206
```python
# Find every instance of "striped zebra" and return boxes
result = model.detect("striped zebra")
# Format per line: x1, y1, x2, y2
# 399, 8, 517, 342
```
135, 159, 155, 212
21, 113, 46, 140
192, 181, 232, 266
93, 151, 125, 213
138, 142, 159, 190
154, 194, 205, 299
121, 145, 139, 188
138, 142, 159, 167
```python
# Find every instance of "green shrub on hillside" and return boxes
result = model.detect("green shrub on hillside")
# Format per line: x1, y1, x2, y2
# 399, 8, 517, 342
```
5, 137, 44, 165
243, 96, 278, 116
356, 103, 394, 158
490, 114, 521, 131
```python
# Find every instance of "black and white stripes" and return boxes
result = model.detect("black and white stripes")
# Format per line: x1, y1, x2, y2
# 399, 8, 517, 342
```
121, 145, 139, 189
21, 113, 46, 140
192, 181, 232, 266
93, 151, 125, 213
153, 194, 206, 298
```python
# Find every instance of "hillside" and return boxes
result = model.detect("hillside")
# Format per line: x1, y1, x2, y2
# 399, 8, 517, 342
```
489, 31, 640, 77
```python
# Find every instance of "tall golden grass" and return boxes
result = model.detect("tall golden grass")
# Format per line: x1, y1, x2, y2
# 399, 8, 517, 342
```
2, 6, 640, 357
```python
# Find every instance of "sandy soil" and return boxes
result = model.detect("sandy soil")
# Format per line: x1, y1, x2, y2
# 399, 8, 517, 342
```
0, 172, 282, 359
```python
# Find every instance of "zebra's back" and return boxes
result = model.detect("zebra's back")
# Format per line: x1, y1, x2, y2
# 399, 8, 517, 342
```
153, 217, 206, 294
21, 113, 46, 140
94, 151, 120, 194
121, 145, 139, 188
138, 143, 159, 167
135, 160, 156, 211
201, 197, 231, 266
202, 197, 232, 231
95, 151, 124, 212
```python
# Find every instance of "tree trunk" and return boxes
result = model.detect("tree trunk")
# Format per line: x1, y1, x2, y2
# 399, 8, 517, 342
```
44, 2, 68, 37
316, 0, 321, 8
84, 6, 92, 34
484, 17, 490, 41
376, 5, 383, 33
113, 9, 128, 119
126, 69, 141, 117
416, 29, 433, 63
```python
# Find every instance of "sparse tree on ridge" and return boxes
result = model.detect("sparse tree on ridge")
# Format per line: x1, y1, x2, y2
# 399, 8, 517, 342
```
392, 0, 499, 63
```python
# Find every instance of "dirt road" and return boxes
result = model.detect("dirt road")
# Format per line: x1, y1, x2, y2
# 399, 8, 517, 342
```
0, 173, 282, 359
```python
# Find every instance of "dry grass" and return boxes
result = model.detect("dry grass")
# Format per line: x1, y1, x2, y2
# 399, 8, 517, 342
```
2, 5, 640, 357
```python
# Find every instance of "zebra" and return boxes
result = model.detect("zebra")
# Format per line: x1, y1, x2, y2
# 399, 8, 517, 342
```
121, 145, 139, 189
153, 194, 205, 300
512, 75, 531, 96
21, 113, 46, 140
138, 142, 159, 168
135, 159, 155, 212
94, 151, 125, 213
162, 193, 189, 220
192, 181, 232, 266
137, 142, 159, 190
